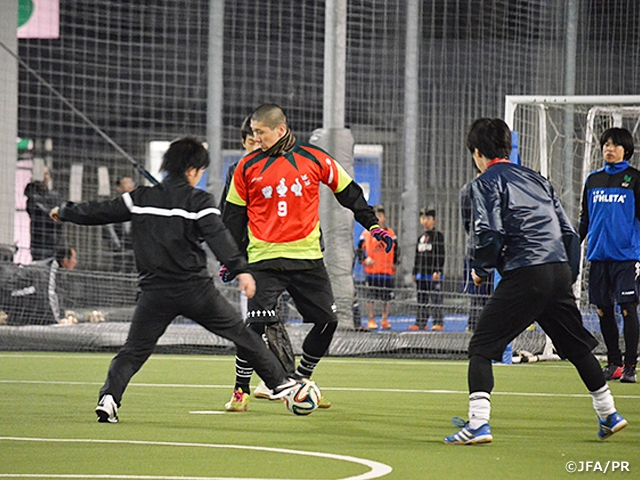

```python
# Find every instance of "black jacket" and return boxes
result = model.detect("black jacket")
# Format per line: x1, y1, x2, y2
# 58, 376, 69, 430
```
471, 161, 580, 281
412, 229, 445, 277
24, 182, 63, 251
58, 176, 249, 288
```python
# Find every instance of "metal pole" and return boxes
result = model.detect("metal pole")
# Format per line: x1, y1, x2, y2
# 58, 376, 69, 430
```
207, 0, 225, 200
400, 0, 420, 284
562, 0, 578, 219
319, 0, 354, 329
323, 0, 347, 129
0, 0, 18, 248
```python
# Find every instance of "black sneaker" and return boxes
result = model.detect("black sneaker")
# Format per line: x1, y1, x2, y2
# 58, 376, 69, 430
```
620, 365, 636, 383
603, 364, 623, 381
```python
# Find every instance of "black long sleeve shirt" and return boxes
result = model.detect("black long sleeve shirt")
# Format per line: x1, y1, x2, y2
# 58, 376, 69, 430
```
58, 176, 249, 288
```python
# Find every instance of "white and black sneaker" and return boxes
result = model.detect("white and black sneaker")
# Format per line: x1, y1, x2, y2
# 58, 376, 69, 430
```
96, 394, 119, 423
271, 377, 300, 400
253, 380, 276, 400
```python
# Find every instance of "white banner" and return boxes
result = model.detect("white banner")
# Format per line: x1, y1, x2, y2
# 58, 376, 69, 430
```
18, 0, 59, 39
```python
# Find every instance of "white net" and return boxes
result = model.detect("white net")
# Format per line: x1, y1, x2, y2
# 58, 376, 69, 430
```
2, 1, 640, 358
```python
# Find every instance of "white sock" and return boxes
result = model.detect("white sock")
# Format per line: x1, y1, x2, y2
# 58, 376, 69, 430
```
468, 392, 491, 429
591, 384, 616, 421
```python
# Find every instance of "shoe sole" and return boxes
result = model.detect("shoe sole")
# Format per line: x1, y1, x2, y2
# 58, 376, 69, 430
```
254, 392, 273, 399
599, 419, 628, 440
444, 434, 493, 445
224, 403, 248, 412
253, 393, 284, 402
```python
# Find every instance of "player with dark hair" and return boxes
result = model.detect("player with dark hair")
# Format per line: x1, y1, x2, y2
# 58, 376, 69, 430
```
222, 103, 392, 409
444, 118, 627, 444
218, 115, 258, 215
579, 127, 640, 383
50, 136, 301, 423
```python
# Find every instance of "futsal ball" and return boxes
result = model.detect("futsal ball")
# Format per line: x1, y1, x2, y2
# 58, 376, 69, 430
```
284, 380, 321, 416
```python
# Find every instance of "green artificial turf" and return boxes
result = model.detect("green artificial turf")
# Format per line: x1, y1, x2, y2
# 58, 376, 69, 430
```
1, 352, 638, 479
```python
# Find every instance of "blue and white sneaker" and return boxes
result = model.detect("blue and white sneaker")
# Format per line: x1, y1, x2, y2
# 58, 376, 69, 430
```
444, 417, 493, 445
597, 412, 628, 440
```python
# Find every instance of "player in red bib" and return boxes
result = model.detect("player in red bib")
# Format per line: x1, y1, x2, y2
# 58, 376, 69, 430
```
222, 104, 392, 407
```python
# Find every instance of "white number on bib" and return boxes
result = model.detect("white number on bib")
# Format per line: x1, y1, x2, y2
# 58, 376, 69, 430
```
277, 200, 288, 217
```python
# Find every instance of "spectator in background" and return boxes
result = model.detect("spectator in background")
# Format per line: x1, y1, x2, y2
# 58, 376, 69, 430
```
25, 166, 63, 260
0, 245, 16, 263
357, 205, 399, 330
54, 246, 78, 271
579, 127, 640, 384
1, 246, 77, 325
410, 208, 445, 331
103, 177, 136, 273
460, 179, 492, 332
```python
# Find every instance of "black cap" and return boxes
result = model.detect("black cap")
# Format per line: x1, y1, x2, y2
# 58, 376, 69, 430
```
373, 204, 385, 214
419, 207, 436, 217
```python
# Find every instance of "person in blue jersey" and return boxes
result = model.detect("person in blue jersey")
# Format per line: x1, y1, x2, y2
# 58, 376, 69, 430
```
579, 127, 640, 384
444, 118, 627, 445
50, 137, 301, 423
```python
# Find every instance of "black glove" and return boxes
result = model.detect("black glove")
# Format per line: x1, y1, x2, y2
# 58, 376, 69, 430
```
219, 265, 236, 283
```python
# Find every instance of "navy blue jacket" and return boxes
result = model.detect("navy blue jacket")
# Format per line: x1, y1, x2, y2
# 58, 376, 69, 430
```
470, 161, 580, 281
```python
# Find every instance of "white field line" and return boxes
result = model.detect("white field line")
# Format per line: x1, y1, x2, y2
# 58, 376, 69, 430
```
0, 436, 393, 480
1, 379, 639, 399
0, 353, 578, 368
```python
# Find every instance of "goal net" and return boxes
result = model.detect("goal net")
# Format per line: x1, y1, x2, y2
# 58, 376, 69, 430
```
505, 95, 640, 358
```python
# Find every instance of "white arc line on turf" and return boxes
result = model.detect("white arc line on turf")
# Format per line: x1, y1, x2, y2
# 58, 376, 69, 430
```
0, 437, 393, 480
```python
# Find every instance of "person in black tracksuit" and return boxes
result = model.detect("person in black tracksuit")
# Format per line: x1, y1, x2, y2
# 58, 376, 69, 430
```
50, 137, 299, 423
444, 118, 627, 445
411, 208, 445, 331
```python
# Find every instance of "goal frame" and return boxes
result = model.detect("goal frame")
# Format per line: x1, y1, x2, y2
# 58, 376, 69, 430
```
504, 95, 640, 307
505, 95, 640, 178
